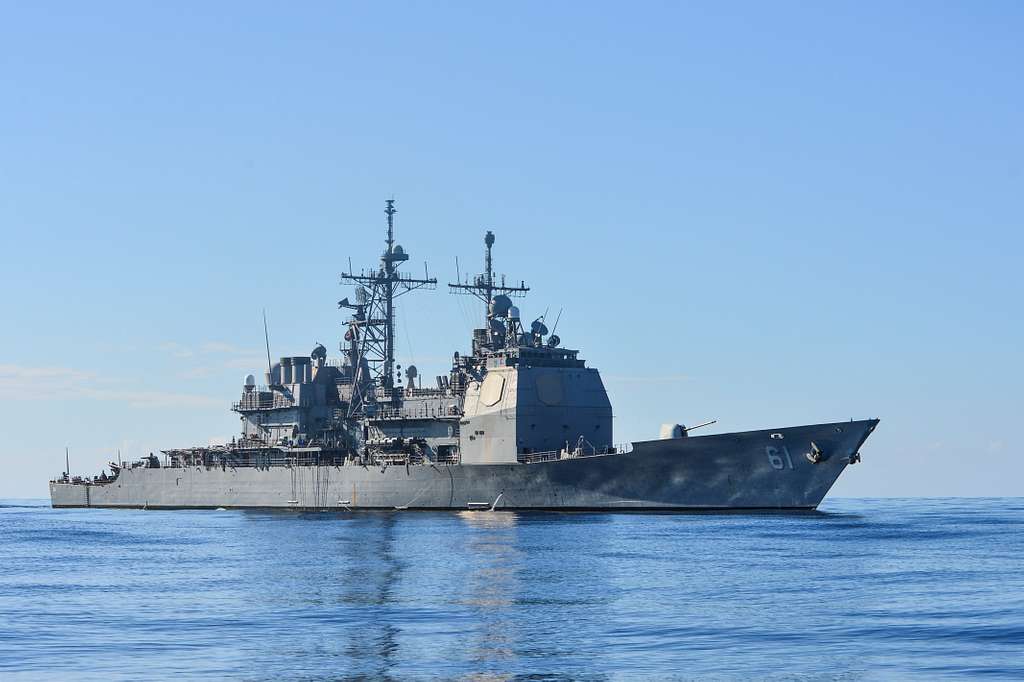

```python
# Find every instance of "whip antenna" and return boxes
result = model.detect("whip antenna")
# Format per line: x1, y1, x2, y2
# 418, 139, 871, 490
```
263, 309, 273, 385
551, 308, 563, 335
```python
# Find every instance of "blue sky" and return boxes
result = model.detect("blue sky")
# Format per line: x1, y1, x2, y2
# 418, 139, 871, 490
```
1, 2, 1021, 497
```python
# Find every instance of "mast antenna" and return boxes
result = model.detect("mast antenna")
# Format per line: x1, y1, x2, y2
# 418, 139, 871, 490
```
551, 308, 563, 335
385, 198, 396, 253
448, 230, 530, 339
263, 309, 274, 385
340, 199, 437, 409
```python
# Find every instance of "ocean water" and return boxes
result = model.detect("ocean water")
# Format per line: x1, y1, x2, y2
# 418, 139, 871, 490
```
1, 499, 1021, 680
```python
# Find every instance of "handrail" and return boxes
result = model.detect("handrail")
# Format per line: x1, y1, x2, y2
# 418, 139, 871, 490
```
518, 444, 627, 464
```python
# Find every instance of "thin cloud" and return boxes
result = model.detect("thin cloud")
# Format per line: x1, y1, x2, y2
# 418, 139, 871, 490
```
0, 364, 221, 409
199, 341, 255, 355
0, 364, 96, 384
224, 354, 269, 370
159, 340, 260, 358
157, 342, 194, 359
78, 387, 222, 409
181, 366, 217, 380
157, 339, 265, 375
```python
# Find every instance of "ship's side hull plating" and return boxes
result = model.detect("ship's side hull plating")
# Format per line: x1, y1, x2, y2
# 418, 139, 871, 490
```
50, 420, 877, 511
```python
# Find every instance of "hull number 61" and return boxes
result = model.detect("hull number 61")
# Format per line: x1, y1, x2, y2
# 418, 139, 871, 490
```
766, 445, 794, 470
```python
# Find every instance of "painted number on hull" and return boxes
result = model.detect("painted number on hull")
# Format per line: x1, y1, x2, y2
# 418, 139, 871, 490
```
766, 446, 794, 470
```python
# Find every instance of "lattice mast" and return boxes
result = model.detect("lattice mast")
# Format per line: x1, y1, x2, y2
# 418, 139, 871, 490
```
340, 200, 436, 405
448, 230, 529, 348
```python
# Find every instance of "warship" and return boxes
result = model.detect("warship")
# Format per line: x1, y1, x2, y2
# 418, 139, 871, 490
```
50, 201, 878, 511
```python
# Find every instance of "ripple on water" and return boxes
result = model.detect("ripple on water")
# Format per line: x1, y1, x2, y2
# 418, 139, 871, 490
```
0, 498, 1022, 679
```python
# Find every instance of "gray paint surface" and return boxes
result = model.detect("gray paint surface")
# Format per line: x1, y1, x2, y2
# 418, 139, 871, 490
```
51, 420, 877, 510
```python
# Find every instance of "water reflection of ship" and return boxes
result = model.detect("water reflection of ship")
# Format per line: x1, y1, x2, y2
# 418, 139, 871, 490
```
457, 510, 519, 529
340, 513, 402, 679
458, 511, 521, 669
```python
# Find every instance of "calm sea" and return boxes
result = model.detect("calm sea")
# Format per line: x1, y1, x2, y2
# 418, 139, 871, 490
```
1, 498, 1021, 680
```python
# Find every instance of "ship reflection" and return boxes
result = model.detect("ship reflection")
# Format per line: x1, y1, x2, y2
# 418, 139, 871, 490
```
457, 510, 521, 672
234, 510, 617, 679
338, 513, 402, 679
456, 509, 520, 529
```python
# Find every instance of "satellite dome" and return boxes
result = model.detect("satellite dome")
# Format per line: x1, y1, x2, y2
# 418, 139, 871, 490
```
509, 306, 520, 320
244, 374, 256, 387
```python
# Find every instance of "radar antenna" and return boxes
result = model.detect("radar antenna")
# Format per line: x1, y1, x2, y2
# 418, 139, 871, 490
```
448, 231, 529, 350
340, 199, 436, 411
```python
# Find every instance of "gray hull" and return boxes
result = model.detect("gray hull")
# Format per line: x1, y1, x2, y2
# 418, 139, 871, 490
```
50, 420, 877, 511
